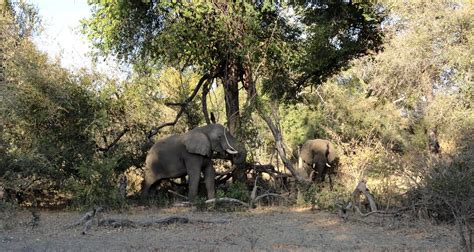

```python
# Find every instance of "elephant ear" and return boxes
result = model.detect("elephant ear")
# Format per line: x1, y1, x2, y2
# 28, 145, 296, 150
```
183, 131, 211, 157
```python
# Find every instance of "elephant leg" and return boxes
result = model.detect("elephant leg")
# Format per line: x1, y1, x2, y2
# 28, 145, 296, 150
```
203, 161, 215, 199
185, 156, 203, 202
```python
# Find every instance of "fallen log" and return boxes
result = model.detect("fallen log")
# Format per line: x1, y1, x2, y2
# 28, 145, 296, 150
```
74, 215, 229, 233
98, 216, 190, 228
339, 181, 380, 219
99, 218, 137, 228
355, 181, 377, 212
66, 207, 104, 231
253, 193, 289, 203
205, 197, 249, 207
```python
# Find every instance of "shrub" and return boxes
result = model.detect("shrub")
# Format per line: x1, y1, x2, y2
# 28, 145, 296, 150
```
225, 181, 250, 202
66, 157, 126, 209
406, 156, 473, 251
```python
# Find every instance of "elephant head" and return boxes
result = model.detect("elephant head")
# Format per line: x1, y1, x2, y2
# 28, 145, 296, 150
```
142, 123, 246, 202
297, 139, 339, 188
184, 123, 244, 158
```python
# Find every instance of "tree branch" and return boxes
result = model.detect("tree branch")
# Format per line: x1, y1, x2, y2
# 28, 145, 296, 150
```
96, 127, 130, 152
257, 106, 307, 182
147, 73, 210, 139
201, 78, 212, 125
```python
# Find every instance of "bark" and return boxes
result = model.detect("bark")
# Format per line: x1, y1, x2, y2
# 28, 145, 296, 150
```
223, 60, 246, 182
242, 54, 257, 100
223, 60, 240, 135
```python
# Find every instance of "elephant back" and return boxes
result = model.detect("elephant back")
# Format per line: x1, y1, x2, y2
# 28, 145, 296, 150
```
149, 134, 181, 154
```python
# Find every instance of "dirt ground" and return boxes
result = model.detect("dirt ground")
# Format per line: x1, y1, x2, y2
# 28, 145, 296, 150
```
0, 206, 459, 251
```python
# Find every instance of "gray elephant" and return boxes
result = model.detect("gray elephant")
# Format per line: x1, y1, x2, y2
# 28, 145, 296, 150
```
297, 139, 339, 188
142, 124, 246, 202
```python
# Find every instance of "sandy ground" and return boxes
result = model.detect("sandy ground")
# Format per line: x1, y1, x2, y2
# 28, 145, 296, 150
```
0, 206, 459, 251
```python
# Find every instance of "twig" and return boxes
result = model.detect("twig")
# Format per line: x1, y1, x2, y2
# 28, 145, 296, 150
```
315, 86, 325, 104
167, 190, 188, 200
253, 193, 289, 203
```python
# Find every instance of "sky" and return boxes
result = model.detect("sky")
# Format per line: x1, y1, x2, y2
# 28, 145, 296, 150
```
32, 0, 127, 78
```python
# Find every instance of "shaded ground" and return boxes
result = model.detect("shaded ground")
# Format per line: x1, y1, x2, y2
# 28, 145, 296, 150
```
1, 206, 459, 251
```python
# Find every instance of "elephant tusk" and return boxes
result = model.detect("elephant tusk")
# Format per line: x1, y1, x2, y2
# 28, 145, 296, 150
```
223, 126, 238, 153
326, 163, 331, 168
226, 148, 238, 155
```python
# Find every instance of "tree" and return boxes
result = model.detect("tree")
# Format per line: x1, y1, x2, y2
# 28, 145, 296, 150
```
82, 1, 383, 179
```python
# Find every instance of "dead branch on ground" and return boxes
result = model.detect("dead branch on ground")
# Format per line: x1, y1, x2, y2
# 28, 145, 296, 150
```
253, 193, 289, 204
340, 181, 405, 219
205, 197, 249, 207
69, 210, 229, 234
167, 189, 188, 200
342, 180, 383, 217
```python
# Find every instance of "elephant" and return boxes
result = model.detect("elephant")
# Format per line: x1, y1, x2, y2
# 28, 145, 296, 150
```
297, 139, 339, 188
141, 124, 246, 202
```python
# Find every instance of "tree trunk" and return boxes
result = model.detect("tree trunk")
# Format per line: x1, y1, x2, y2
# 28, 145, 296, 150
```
202, 78, 211, 125
223, 61, 240, 135
223, 60, 245, 182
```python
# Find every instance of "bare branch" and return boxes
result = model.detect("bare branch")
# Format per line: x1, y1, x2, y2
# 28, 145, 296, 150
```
164, 102, 185, 106
167, 189, 188, 200
258, 108, 307, 182
96, 127, 130, 152
147, 73, 210, 139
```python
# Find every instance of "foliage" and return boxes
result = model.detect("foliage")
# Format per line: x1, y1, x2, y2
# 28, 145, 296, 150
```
2, 0, 472, 232
281, 0, 473, 219
1, 7, 100, 190
217, 181, 250, 203
66, 157, 126, 209
407, 150, 474, 250
81, 1, 384, 144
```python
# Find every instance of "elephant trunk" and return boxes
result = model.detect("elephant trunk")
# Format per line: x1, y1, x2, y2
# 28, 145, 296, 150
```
232, 144, 247, 165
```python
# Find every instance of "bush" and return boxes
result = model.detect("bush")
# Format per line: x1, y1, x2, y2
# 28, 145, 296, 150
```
406, 157, 473, 250
66, 157, 126, 209
220, 181, 250, 202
